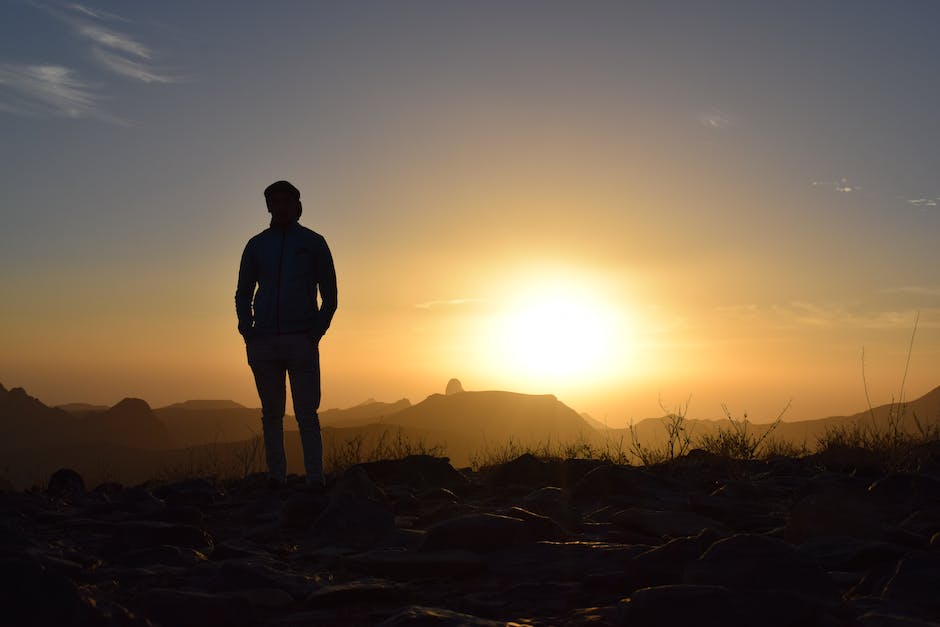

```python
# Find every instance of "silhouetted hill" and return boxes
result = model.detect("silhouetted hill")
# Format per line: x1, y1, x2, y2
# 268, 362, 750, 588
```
614, 386, 940, 452
378, 391, 595, 449
86, 398, 174, 449
56, 402, 109, 414
159, 400, 247, 411
153, 404, 263, 446
580, 412, 609, 430
1, 384, 78, 447
319, 398, 413, 428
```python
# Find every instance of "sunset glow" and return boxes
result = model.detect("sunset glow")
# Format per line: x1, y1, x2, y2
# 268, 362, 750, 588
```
2, 2, 939, 426
489, 277, 633, 389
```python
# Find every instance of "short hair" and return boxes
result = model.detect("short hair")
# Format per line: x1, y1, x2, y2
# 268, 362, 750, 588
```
264, 180, 300, 202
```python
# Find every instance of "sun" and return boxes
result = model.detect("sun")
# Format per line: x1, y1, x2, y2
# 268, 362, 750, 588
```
489, 277, 632, 389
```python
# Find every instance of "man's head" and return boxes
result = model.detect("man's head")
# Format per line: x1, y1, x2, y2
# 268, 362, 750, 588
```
264, 180, 302, 225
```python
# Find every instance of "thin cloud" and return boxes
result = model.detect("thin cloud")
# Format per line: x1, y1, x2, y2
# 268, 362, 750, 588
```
907, 198, 939, 208
812, 177, 857, 193
66, 3, 129, 22
719, 301, 931, 330
92, 47, 175, 83
0, 63, 100, 118
77, 23, 151, 59
415, 298, 486, 310
38, 2, 183, 85
881, 286, 940, 298
698, 111, 733, 129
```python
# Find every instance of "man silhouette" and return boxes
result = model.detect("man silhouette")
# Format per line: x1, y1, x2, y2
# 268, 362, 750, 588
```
235, 180, 337, 488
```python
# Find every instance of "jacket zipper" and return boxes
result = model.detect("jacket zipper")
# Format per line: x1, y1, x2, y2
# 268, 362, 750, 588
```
275, 228, 286, 334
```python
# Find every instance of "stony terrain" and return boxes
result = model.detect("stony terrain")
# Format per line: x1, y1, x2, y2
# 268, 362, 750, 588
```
3, 448, 940, 626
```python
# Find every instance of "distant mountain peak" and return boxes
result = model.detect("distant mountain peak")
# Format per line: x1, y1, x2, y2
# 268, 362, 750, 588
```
111, 397, 152, 413
159, 400, 246, 411
445, 378, 465, 395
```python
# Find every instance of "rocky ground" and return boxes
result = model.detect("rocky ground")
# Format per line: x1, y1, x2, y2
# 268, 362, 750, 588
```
3, 447, 940, 626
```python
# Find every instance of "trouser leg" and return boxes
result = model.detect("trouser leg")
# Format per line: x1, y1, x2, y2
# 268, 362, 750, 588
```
247, 336, 288, 482
286, 334, 323, 485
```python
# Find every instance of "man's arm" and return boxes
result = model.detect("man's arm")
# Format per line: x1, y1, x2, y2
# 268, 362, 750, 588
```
316, 237, 338, 337
234, 242, 257, 338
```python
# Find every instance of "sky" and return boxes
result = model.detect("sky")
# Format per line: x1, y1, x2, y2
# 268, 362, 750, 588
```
2, 1, 939, 426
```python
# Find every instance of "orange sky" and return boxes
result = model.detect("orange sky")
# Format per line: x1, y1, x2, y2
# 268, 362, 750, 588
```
2, 3, 939, 426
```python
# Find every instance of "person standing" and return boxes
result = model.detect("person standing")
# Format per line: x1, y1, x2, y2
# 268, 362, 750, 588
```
235, 180, 337, 488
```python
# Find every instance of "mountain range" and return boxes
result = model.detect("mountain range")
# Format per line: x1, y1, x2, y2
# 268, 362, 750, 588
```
2, 379, 939, 490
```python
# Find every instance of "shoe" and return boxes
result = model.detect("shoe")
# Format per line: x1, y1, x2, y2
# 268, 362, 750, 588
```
266, 476, 287, 491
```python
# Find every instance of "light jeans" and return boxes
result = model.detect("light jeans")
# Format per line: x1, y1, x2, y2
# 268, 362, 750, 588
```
246, 332, 323, 485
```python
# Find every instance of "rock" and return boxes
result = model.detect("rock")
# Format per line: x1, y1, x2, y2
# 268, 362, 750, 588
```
785, 489, 884, 543
153, 478, 218, 506
571, 464, 684, 508
612, 508, 728, 539
684, 533, 839, 600
0, 554, 107, 626
309, 491, 396, 549
379, 605, 507, 626
279, 492, 329, 529
882, 552, 940, 614
445, 378, 464, 395
346, 549, 487, 578
619, 584, 845, 627
103, 520, 214, 556
116, 544, 208, 568
504, 506, 568, 541
804, 445, 884, 475
869, 474, 940, 511
356, 455, 470, 491
47, 468, 85, 499
135, 588, 254, 627
423, 513, 530, 552
858, 612, 940, 626
235, 587, 295, 610
798, 535, 909, 572
116, 486, 165, 516
489, 453, 554, 487
305, 579, 411, 608
205, 558, 318, 600
332, 466, 389, 503
618, 584, 748, 627
621, 529, 722, 591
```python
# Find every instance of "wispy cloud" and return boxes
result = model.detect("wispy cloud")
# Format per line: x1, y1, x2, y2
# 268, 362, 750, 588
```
78, 23, 152, 59
812, 177, 858, 193
717, 301, 932, 330
881, 286, 940, 298
1, 3, 183, 120
92, 47, 175, 83
698, 110, 734, 129
63, 9, 181, 84
415, 298, 486, 310
0, 63, 101, 118
907, 197, 939, 209
66, 3, 129, 23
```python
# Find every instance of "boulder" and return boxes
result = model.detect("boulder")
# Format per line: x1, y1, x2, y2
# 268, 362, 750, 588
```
309, 491, 396, 549
47, 468, 85, 500
305, 579, 411, 608
423, 513, 531, 552
379, 605, 506, 626
785, 488, 884, 543
135, 588, 254, 627
355, 455, 469, 491
882, 552, 940, 615
346, 549, 486, 579
612, 508, 728, 539
684, 533, 839, 600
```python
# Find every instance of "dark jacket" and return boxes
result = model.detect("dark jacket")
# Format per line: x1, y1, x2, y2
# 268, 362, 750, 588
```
235, 221, 337, 338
